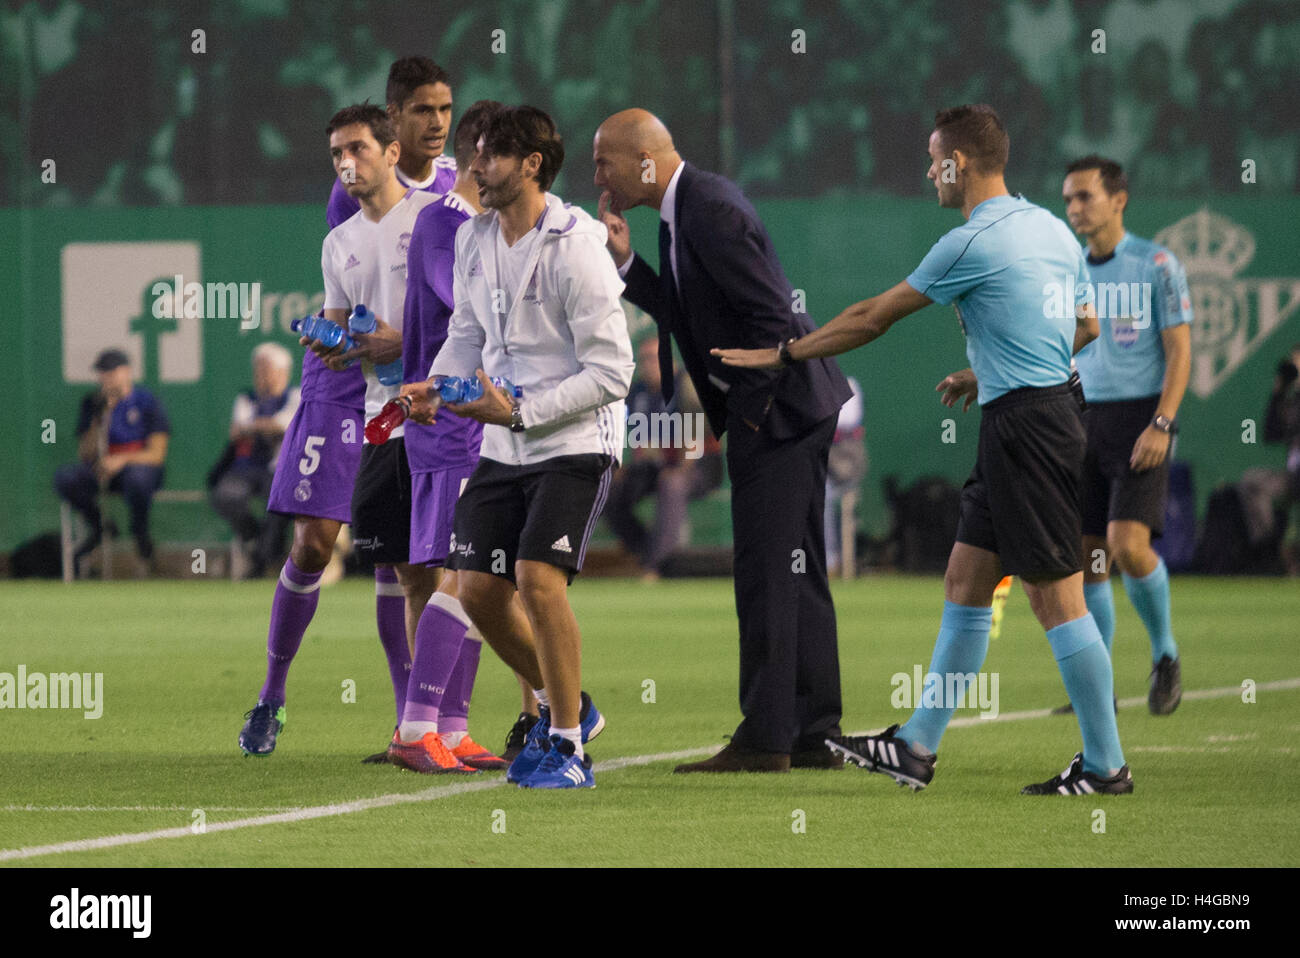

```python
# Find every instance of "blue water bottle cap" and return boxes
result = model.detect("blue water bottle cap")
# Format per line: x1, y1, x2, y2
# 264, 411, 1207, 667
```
349, 304, 376, 334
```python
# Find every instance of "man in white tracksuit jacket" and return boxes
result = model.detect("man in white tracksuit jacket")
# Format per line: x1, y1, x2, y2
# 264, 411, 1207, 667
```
401, 106, 633, 789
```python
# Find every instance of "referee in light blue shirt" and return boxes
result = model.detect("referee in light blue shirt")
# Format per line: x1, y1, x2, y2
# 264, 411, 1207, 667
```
714, 104, 1133, 796
1061, 156, 1192, 718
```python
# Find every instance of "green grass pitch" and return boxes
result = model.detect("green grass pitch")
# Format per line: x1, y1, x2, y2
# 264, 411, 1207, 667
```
0, 575, 1296, 867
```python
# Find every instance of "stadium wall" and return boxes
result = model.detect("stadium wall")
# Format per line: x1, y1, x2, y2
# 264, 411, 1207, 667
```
3, 196, 1297, 553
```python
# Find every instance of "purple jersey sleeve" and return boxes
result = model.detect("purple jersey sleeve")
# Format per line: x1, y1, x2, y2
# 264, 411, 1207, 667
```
403, 196, 469, 383
402, 194, 481, 471
327, 178, 359, 230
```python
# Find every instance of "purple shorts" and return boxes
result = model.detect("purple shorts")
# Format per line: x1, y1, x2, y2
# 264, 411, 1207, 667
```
409, 461, 478, 566
267, 400, 364, 522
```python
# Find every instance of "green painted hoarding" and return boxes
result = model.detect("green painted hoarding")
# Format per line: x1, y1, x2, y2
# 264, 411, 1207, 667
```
3, 195, 1297, 552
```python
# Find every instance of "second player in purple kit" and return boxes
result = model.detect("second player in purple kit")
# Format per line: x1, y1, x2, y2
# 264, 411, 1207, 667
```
238, 57, 462, 759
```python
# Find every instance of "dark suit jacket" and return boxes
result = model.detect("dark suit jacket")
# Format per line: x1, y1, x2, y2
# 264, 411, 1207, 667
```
621, 163, 851, 440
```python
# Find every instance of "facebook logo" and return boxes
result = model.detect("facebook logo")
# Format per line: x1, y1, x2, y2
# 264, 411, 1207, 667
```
61, 242, 204, 384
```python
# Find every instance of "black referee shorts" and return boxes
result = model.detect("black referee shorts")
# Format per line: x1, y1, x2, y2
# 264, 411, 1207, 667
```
446, 453, 614, 584
351, 438, 412, 565
1081, 395, 1169, 537
955, 383, 1085, 579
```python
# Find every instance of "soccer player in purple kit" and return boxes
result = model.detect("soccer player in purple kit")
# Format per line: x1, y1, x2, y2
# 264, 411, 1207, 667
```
240, 56, 540, 761
238, 61, 457, 757
385, 99, 512, 773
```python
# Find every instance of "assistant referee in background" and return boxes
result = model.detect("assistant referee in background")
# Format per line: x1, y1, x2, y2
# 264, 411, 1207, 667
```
1060, 155, 1191, 717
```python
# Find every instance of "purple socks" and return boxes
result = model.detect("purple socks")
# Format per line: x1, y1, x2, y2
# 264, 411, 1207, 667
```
258, 557, 323, 705
401, 593, 472, 728
375, 567, 411, 725
439, 627, 485, 735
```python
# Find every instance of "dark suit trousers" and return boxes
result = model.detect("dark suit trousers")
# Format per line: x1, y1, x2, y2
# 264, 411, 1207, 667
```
726, 412, 842, 752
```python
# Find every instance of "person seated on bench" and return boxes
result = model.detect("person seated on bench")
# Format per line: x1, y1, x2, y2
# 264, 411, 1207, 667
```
54, 348, 170, 574
207, 342, 300, 578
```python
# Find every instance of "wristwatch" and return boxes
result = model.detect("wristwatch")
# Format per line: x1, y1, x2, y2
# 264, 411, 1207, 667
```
509, 402, 526, 433
777, 337, 799, 366
1151, 415, 1176, 435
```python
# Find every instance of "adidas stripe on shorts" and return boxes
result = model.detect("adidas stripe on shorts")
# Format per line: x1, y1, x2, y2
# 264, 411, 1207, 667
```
445, 453, 614, 584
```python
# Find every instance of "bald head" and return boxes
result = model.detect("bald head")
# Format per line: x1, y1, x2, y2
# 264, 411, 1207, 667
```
593, 108, 682, 213
597, 109, 675, 154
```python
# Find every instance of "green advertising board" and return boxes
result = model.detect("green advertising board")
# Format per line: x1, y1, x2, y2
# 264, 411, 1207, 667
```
4, 195, 1297, 553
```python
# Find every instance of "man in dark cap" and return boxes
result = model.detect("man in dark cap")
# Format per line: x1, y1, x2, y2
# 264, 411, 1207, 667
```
54, 349, 171, 575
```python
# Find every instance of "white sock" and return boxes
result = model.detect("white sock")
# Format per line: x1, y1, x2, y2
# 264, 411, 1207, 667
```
398, 720, 438, 742
440, 730, 466, 748
550, 725, 583, 759
533, 688, 550, 709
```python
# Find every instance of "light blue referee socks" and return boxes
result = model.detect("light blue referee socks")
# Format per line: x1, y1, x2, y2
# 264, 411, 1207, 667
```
1122, 557, 1178, 664
1082, 580, 1116, 656
1047, 614, 1125, 776
897, 601, 993, 754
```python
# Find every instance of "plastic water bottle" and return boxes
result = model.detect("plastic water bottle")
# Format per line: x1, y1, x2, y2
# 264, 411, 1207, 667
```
348, 304, 404, 386
432, 375, 522, 403
290, 314, 355, 353
365, 397, 410, 445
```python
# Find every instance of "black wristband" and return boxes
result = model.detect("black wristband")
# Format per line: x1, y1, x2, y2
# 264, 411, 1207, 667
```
777, 338, 798, 366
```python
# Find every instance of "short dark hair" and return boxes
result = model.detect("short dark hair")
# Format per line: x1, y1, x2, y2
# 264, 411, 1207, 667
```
1065, 154, 1129, 197
386, 56, 451, 108
480, 105, 565, 191
326, 103, 396, 148
933, 104, 1009, 175
453, 100, 504, 170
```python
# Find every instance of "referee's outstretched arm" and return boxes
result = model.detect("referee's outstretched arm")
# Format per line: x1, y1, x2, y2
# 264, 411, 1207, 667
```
712, 280, 931, 370
714, 288, 1097, 372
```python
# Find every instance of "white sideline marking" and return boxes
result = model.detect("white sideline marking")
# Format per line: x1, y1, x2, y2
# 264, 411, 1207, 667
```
933, 677, 1300, 733
2, 805, 306, 813
3, 677, 1297, 863
0, 747, 715, 863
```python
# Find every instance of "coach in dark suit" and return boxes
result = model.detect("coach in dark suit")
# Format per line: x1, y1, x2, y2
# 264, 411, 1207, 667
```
594, 109, 852, 771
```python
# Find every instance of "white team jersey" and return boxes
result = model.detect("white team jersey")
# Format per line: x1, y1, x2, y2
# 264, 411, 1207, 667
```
321, 188, 440, 440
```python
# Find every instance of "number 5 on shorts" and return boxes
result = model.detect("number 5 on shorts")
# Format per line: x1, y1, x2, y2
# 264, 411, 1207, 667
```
300, 436, 324, 475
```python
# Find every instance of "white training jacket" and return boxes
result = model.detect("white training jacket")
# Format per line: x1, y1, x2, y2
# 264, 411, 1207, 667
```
431, 192, 634, 466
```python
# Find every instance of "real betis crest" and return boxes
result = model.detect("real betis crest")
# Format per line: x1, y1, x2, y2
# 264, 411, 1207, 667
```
1156, 208, 1300, 398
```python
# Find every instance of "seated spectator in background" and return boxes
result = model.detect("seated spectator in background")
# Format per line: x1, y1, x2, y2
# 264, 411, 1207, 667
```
55, 348, 170, 575
1264, 343, 1300, 573
825, 376, 867, 577
605, 337, 723, 581
208, 342, 301, 578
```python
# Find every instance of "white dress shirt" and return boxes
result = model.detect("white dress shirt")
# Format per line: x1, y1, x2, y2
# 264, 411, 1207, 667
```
618, 160, 686, 293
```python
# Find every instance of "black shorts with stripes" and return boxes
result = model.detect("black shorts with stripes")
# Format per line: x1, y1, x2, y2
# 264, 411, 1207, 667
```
955, 383, 1086, 579
445, 453, 614, 584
